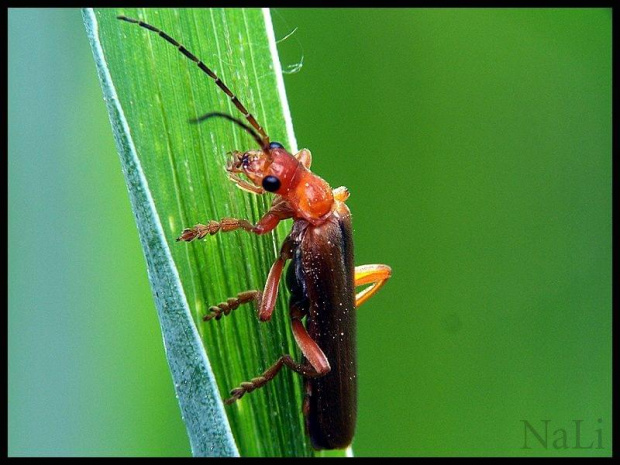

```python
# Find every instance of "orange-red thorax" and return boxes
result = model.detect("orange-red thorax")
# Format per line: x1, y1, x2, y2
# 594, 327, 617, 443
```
268, 149, 335, 225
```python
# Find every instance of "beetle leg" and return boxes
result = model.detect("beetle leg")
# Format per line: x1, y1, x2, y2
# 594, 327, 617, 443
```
290, 320, 331, 374
202, 290, 261, 321
177, 218, 252, 241
176, 199, 293, 241
288, 300, 314, 417
294, 148, 312, 169
225, 319, 330, 404
227, 171, 265, 195
333, 186, 350, 202
256, 235, 296, 321
256, 256, 286, 321
354, 264, 392, 308
202, 234, 295, 323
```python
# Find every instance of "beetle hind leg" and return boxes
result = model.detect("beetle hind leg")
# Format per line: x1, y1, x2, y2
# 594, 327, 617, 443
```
354, 264, 392, 308
225, 354, 320, 404
225, 318, 330, 404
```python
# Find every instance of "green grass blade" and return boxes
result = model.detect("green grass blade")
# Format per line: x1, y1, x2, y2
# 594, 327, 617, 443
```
84, 7, 347, 457
82, 8, 238, 457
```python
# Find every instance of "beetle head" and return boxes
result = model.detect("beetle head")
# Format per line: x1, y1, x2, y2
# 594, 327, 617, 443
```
226, 144, 300, 195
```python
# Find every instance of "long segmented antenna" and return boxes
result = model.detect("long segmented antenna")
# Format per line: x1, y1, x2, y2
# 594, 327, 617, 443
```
117, 15, 271, 151
191, 111, 264, 149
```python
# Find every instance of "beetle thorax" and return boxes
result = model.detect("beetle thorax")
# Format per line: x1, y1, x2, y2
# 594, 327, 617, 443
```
288, 171, 335, 224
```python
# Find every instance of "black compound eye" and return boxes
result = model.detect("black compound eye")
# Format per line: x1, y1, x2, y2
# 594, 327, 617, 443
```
269, 141, 284, 149
262, 175, 281, 192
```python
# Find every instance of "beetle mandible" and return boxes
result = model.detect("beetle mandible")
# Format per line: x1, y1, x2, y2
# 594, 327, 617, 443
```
118, 15, 392, 450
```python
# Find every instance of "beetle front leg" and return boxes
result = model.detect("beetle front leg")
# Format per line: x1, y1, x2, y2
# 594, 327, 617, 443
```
294, 148, 312, 169
177, 198, 294, 242
176, 215, 276, 241
354, 264, 392, 308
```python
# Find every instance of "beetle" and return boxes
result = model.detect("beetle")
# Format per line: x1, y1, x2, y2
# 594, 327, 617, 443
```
118, 15, 392, 450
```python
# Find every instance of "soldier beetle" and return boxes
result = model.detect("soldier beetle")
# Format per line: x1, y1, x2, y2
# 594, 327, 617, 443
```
118, 15, 392, 450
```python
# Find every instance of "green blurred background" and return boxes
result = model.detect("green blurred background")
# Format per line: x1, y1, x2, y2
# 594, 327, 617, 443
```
8, 8, 611, 457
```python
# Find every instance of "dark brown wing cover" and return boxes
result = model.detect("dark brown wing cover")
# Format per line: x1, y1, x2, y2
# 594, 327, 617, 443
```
300, 203, 356, 450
